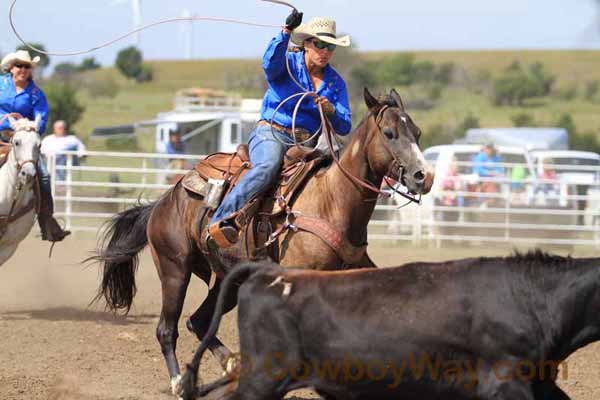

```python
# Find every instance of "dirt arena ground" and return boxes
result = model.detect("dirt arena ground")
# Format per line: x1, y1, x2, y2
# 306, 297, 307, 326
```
1, 235, 599, 400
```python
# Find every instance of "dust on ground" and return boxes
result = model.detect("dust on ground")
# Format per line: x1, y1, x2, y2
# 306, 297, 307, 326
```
0, 235, 598, 399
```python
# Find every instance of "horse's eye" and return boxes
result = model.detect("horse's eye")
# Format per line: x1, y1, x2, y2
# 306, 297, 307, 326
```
383, 127, 395, 140
14, 140, 20, 146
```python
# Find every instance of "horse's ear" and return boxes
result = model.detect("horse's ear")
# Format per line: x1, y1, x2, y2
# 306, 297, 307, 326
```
363, 87, 381, 112
34, 114, 42, 132
7, 116, 17, 130
390, 88, 405, 111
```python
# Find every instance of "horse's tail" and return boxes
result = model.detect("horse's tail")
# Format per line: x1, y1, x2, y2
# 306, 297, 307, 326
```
88, 202, 155, 314
179, 261, 282, 398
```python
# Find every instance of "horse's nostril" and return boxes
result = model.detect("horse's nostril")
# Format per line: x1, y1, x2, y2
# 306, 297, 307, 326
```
414, 171, 425, 182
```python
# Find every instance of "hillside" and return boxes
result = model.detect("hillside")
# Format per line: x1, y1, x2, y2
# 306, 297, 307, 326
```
73, 50, 600, 151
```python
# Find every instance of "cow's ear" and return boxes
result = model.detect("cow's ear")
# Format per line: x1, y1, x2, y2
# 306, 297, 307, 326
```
7, 116, 17, 130
34, 114, 42, 132
363, 87, 381, 113
390, 88, 405, 111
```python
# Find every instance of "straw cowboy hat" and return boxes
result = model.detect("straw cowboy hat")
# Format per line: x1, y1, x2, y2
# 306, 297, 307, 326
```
1, 50, 40, 73
291, 17, 351, 47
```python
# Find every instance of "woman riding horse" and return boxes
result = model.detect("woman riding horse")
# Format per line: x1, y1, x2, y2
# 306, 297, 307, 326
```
208, 11, 353, 248
0, 50, 70, 242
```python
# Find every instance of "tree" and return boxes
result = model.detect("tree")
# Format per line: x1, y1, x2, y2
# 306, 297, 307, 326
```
41, 82, 85, 134
16, 43, 50, 71
585, 80, 599, 101
115, 46, 153, 83
435, 62, 455, 85
556, 113, 576, 136
380, 54, 416, 86
53, 62, 78, 81
454, 113, 480, 137
77, 57, 101, 72
492, 61, 556, 106
511, 113, 536, 127
115, 46, 143, 80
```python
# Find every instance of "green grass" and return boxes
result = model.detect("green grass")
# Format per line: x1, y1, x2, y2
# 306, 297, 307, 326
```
72, 50, 600, 152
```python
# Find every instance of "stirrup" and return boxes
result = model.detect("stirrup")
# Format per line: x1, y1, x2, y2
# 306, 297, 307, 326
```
207, 221, 239, 249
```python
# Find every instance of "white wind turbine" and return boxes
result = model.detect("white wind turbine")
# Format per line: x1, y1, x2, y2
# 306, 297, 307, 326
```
180, 9, 195, 60
112, 0, 143, 46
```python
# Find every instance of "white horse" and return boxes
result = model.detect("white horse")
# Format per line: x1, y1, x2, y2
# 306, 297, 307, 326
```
0, 116, 41, 266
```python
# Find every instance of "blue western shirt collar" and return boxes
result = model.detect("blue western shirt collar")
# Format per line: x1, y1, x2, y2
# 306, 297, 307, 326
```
295, 51, 333, 93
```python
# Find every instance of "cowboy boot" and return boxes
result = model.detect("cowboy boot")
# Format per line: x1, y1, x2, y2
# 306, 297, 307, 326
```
207, 219, 240, 249
38, 189, 70, 242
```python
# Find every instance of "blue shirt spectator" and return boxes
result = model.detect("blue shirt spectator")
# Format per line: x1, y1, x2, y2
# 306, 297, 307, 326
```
165, 132, 186, 155
0, 73, 48, 134
472, 144, 504, 177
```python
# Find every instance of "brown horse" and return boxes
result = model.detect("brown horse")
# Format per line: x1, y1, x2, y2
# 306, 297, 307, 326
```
91, 88, 434, 395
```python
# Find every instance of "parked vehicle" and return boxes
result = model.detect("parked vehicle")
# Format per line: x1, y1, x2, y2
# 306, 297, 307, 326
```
383, 144, 578, 243
462, 127, 568, 150
530, 150, 600, 225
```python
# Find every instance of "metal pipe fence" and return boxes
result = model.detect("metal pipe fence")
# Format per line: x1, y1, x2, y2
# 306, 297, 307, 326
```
47, 151, 600, 247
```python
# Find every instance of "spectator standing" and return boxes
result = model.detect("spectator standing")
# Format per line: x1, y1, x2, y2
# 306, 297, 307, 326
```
165, 131, 186, 156
472, 143, 504, 206
472, 143, 504, 179
41, 120, 86, 181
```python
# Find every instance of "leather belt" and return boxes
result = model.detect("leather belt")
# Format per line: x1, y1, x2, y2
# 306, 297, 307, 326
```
258, 120, 313, 142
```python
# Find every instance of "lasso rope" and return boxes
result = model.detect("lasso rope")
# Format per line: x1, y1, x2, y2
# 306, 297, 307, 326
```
8, 0, 400, 199
8, 0, 296, 56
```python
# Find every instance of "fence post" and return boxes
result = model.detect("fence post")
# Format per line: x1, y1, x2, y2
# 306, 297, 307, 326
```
65, 154, 73, 231
414, 202, 422, 245
505, 180, 511, 241
141, 158, 147, 186
48, 154, 56, 197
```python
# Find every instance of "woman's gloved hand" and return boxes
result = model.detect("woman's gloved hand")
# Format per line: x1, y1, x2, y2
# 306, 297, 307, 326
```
285, 9, 303, 31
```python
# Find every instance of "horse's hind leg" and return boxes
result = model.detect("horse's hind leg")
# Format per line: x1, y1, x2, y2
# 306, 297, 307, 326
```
150, 243, 191, 395
186, 271, 239, 370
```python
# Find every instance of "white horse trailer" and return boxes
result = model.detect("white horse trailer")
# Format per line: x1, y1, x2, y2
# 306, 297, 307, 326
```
146, 89, 261, 182
153, 89, 261, 155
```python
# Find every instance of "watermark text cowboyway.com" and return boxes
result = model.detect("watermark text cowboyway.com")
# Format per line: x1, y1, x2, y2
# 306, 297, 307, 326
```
232, 352, 567, 390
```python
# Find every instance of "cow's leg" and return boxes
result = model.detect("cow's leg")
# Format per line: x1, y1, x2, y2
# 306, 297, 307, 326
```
151, 244, 192, 396
186, 277, 239, 370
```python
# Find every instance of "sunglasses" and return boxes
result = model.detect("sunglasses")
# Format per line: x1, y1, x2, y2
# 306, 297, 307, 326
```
311, 39, 336, 52
14, 63, 32, 70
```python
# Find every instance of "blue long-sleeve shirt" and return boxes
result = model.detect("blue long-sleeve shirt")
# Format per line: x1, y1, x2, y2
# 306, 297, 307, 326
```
0, 74, 49, 134
472, 152, 504, 177
259, 31, 352, 135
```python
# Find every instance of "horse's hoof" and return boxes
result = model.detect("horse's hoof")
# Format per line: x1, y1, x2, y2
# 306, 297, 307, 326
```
171, 374, 183, 396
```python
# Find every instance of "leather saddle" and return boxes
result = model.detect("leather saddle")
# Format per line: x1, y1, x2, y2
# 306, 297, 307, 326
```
181, 144, 328, 270
0, 145, 10, 169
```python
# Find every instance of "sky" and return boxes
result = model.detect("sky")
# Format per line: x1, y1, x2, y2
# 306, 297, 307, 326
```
2, 0, 600, 67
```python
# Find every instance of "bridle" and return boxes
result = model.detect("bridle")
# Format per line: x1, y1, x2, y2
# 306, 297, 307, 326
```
323, 104, 421, 205
10, 126, 37, 173
1, 125, 39, 174
0, 124, 40, 238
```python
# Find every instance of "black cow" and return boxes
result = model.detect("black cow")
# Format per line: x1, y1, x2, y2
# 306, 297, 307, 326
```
179, 251, 600, 399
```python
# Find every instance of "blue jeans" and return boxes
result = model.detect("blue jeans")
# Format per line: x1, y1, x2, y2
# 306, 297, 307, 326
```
210, 125, 293, 223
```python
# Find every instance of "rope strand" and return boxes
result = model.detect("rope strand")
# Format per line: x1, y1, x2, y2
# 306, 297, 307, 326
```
8, 0, 291, 57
